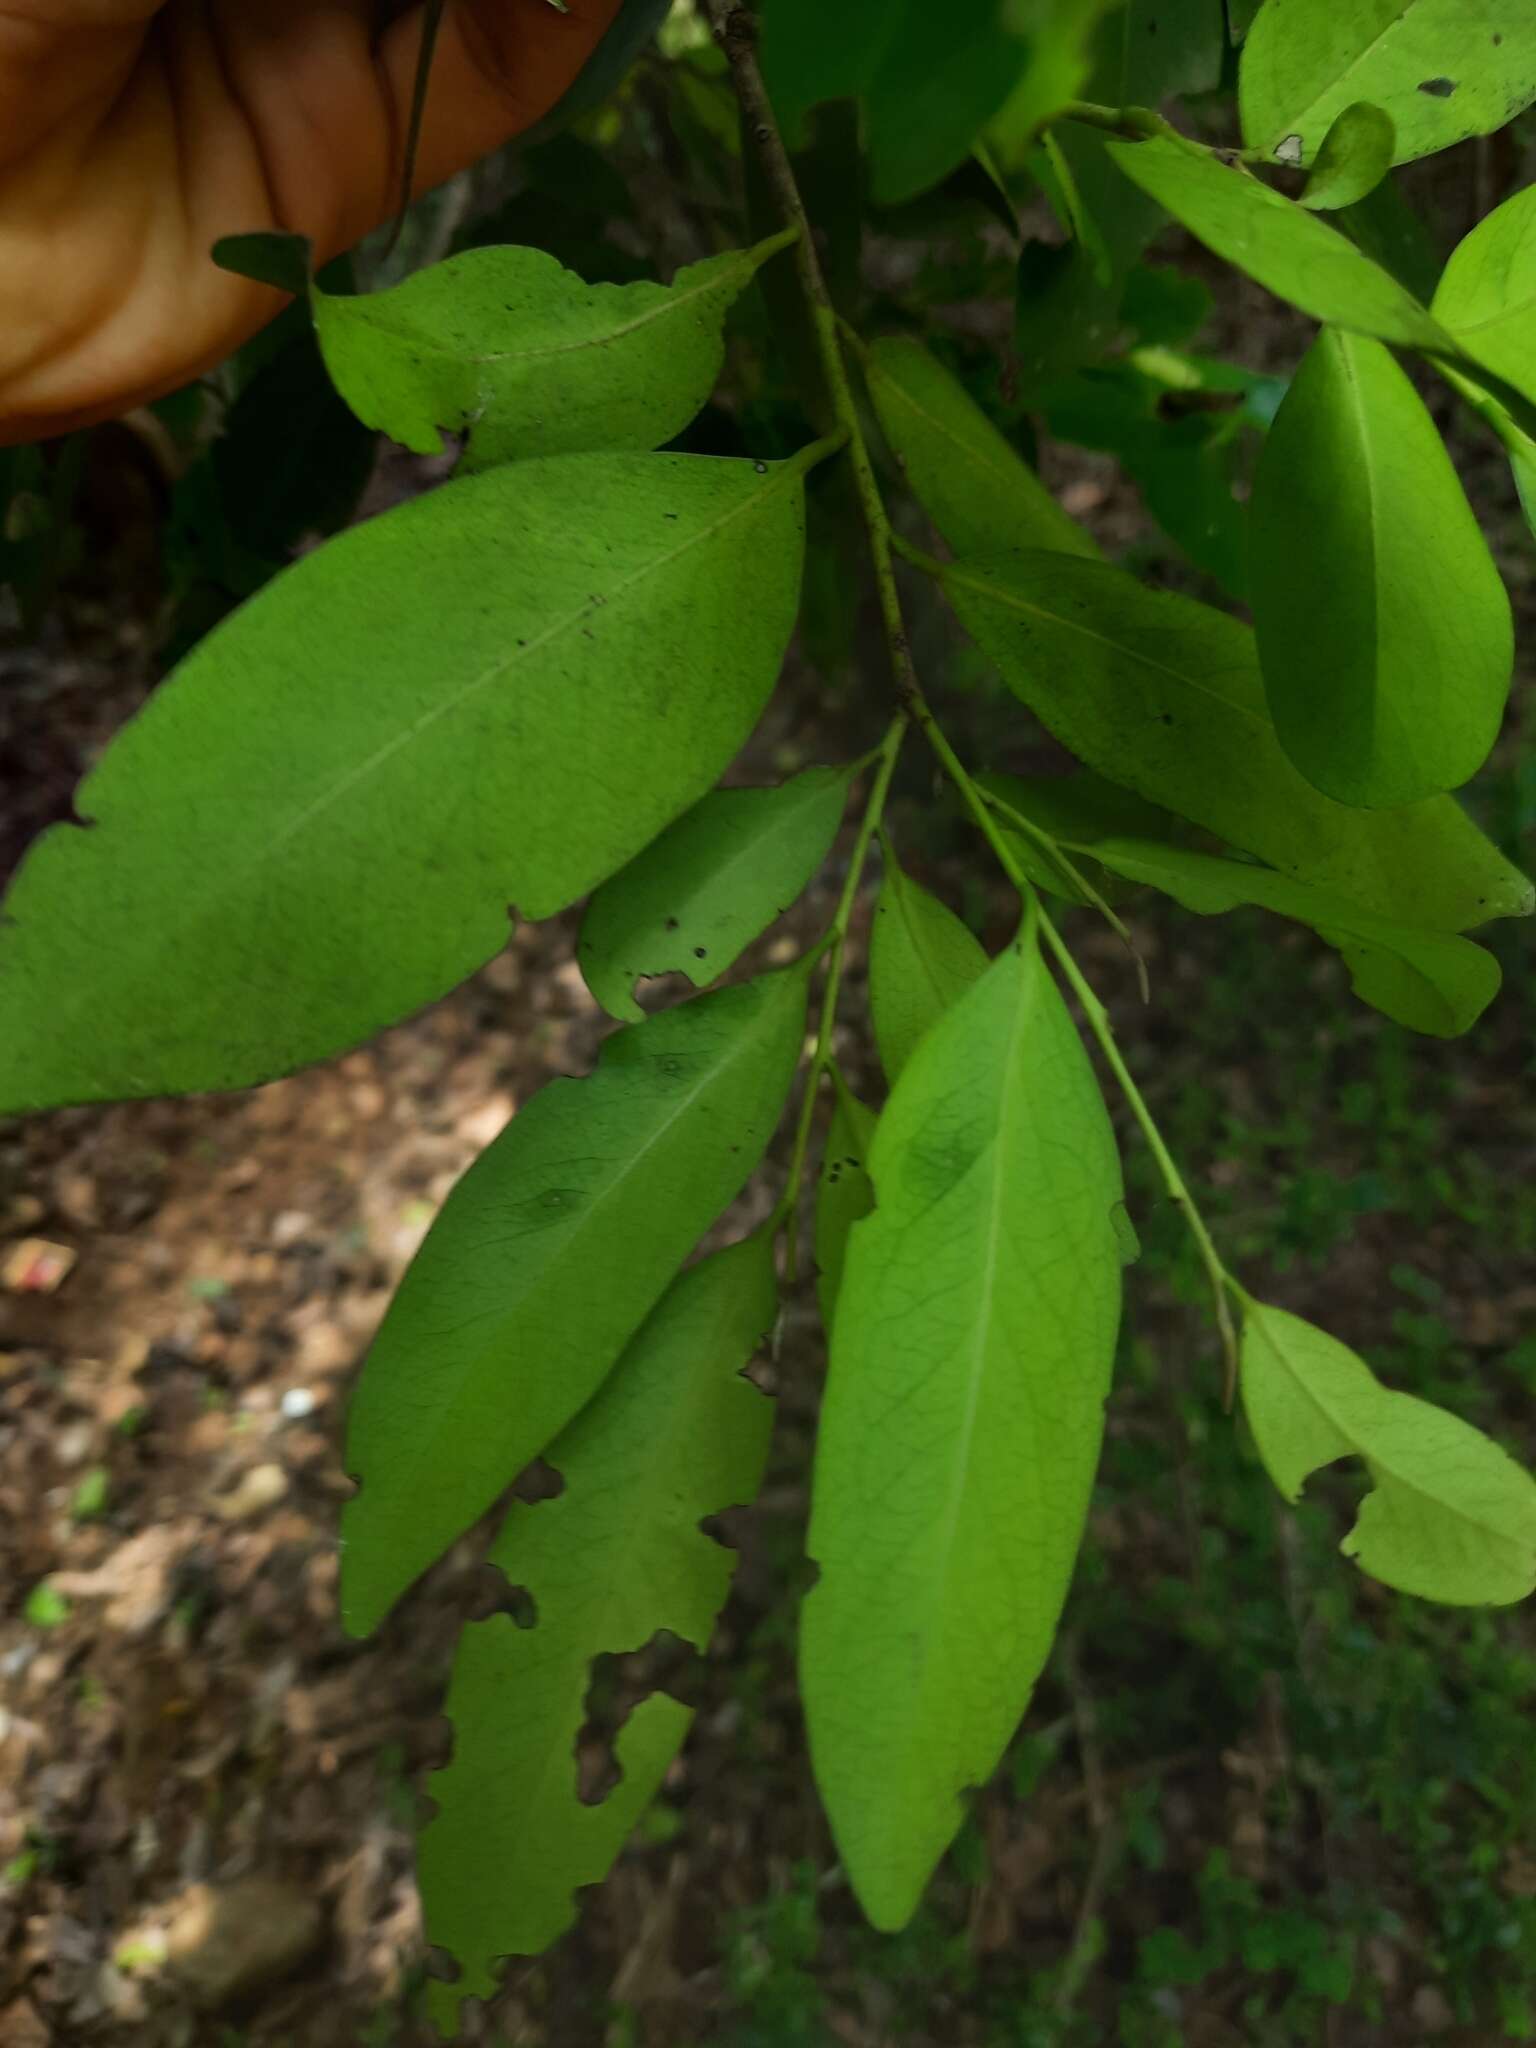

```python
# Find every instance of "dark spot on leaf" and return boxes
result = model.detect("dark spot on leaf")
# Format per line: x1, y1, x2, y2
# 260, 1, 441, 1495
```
693, 946, 708, 960
1160, 713, 1175, 725
664, 916, 680, 931
1418, 77, 1456, 97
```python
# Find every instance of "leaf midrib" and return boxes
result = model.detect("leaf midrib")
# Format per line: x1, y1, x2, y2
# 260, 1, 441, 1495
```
894, 951, 1037, 1759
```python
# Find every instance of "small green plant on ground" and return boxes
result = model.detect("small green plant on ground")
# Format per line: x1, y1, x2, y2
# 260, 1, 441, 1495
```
3, 0, 1536, 2038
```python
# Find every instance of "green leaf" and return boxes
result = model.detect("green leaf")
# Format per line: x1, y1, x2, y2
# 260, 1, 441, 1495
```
1239, 0, 1536, 171
579, 765, 853, 1022
1105, 135, 1451, 349
864, 336, 1099, 560
869, 850, 991, 1084
312, 230, 796, 465
1084, 837, 1501, 1035
339, 968, 807, 1636
1300, 102, 1396, 210
0, 452, 808, 1112
762, 0, 1035, 205
1240, 1300, 1536, 1604
1249, 327, 1512, 807
419, 1235, 777, 2026
814, 1073, 878, 1332
940, 548, 1533, 932
1432, 181, 1536, 413
802, 928, 1124, 1929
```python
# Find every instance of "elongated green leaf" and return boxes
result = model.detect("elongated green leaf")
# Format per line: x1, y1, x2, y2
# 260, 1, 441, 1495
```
869, 851, 991, 1083
864, 336, 1098, 560
941, 549, 1533, 932
313, 230, 796, 466
1085, 837, 1501, 1034
340, 969, 806, 1636
1241, 1301, 1536, 1604
1105, 135, 1451, 349
762, 0, 1034, 204
802, 930, 1124, 1930
0, 452, 808, 1113
814, 1075, 878, 1331
1240, 0, 1536, 170
580, 765, 852, 1022
1250, 327, 1512, 807
419, 1236, 777, 2028
1301, 102, 1396, 209
1432, 182, 1536, 412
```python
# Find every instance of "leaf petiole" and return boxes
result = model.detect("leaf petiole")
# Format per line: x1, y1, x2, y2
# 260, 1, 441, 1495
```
772, 715, 907, 1272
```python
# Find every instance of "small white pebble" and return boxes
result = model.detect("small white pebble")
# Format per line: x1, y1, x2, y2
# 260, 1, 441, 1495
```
280, 1388, 317, 1421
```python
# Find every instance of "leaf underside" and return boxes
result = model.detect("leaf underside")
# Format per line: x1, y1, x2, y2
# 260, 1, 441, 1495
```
420, 1236, 778, 2028
0, 452, 807, 1112
802, 932, 1124, 1930
1241, 1301, 1536, 1605
340, 968, 807, 1636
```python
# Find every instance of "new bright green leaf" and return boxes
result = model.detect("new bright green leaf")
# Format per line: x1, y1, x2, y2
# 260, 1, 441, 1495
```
802, 930, 1124, 1931
1301, 102, 1396, 210
0, 452, 807, 1113
340, 969, 806, 1636
313, 230, 796, 465
814, 1074, 878, 1332
1241, 1300, 1536, 1604
1105, 135, 1451, 349
1250, 327, 1512, 807
869, 849, 991, 1084
1433, 181, 1536, 413
941, 548, 1533, 933
580, 765, 853, 1022
1240, 0, 1536, 171
419, 1236, 777, 2028
1085, 837, 1501, 1035
864, 335, 1099, 560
